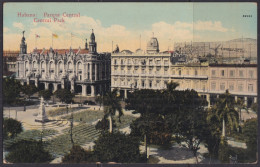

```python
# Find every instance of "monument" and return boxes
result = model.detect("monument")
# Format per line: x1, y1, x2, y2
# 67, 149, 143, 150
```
35, 97, 49, 122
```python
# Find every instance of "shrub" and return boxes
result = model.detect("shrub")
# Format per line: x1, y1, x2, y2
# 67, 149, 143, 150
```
62, 145, 96, 163
93, 132, 142, 163
3, 118, 23, 139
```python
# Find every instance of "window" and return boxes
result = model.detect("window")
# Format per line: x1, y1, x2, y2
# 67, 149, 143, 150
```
239, 70, 244, 77
220, 83, 225, 90
127, 59, 131, 65
164, 60, 169, 66
229, 83, 234, 91
179, 70, 181, 75
248, 84, 254, 92
121, 59, 124, 65
230, 70, 235, 77
142, 68, 145, 74
211, 82, 216, 90
149, 81, 152, 88
114, 59, 117, 65
212, 70, 216, 76
195, 70, 198, 76
156, 60, 161, 65
221, 70, 225, 76
249, 70, 254, 78
156, 67, 160, 74
142, 80, 145, 87
156, 80, 160, 87
164, 68, 168, 75
149, 59, 153, 65
172, 69, 175, 75
238, 84, 243, 92
135, 81, 138, 87
149, 68, 152, 74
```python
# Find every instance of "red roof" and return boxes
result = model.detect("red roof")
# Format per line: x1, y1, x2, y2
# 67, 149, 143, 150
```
32, 48, 89, 55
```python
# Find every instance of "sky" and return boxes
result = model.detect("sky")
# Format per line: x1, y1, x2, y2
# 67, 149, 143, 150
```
3, 2, 257, 52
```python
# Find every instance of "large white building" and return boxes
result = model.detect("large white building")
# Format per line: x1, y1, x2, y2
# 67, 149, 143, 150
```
16, 30, 111, 96
111, 36, 257, 107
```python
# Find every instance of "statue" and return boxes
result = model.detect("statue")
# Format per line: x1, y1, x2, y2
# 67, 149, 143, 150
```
35, 97, 49, 122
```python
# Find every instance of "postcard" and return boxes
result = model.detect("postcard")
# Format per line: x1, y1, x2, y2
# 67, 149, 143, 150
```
2, 1, 258, 165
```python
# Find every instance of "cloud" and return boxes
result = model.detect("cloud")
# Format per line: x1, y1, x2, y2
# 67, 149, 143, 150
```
4, 27, 9, 33
194, 21, 228, 32
13, 22, 24, 30
4, 17, 231, 52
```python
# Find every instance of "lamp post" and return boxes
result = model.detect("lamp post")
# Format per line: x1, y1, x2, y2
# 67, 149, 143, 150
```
70, 113, 74, 145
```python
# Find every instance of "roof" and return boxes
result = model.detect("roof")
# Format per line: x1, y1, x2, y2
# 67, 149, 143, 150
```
209, 64, 257, 67
31, 48, 89, 55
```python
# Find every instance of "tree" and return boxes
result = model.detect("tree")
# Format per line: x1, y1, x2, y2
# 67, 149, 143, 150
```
218, 137, 229, 163
204, 108, 222, 161
212, 90, 239, 134
174, 90, 208, 164
243, 118, 257, 157
95, 95, 103, 108
93, 132, 143, 163
3, 118, 23, 139
251, 103, 257, 113
62, 145, 95, 163
3, 77, 22, 106
21, 84, 38, 101
235, 98, 247, 124
54, 89, 75, 104
38, 89, 53, 101
5, 140, 53, 163
102, 89, 123, 133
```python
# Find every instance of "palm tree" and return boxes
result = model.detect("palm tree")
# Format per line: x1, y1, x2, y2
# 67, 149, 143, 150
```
103, 88, 123, 133
213, 90, 239, 135
235, 98, 247, 125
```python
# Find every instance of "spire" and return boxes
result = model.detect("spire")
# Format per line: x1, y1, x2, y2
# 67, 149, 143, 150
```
89, 29, 97, 54
20, 31, 27, 54
85, 38, 88, 50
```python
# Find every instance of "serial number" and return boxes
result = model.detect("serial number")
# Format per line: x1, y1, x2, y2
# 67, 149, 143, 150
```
243, 15, 252, 17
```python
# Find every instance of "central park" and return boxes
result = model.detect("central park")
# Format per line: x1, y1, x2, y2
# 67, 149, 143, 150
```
3, 76, 257, 164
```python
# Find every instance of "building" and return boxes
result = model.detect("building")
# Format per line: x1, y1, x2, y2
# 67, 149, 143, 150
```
3, 51, 19, 76
111, 36, 257, 107
208, 64, 257, 107
16, 30, 111, 96
111, 36, 209, 99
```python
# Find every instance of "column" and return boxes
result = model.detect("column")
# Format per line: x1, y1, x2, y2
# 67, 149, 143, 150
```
254, 97, 257, 103
244, 96, 248, 106
71, 81, 75, 93
95, 63, 98, 81
99, 63, 102, 80
124, 89, 127, 99
91, 85, 95, 96
27, 77, 30, 85
44, 82, 49, 90
53, 83, 58, 92
235, 96, 238, 102
21, 81, 24, 86
35, 79, 38, 87
206, 94, 210, 107
90, 63, 92, 81
217, 94, 219, 98
82, 85, 87, 96
61, 79, 65, 89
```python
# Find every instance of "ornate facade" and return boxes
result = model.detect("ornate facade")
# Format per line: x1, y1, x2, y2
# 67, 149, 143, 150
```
16, 30, 111, 96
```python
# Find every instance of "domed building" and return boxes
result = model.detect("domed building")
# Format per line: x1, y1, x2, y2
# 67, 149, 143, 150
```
146, 37, 159, 53
16, 30, 111, 97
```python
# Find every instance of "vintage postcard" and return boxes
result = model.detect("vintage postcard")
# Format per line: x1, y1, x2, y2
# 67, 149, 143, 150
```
2, 1, 258, 165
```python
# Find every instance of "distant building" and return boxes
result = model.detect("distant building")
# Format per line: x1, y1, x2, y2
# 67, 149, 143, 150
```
3, 51, 19, 76
111, 36, 257, 107
16, 30, 111, 96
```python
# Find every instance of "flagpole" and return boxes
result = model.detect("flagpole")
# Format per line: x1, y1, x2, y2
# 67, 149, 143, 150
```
71, 33, 72, 48
35, 35, 36, 49
52, 34, 53, 48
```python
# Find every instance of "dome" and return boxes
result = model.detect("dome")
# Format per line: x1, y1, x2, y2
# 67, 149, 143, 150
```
146, 37, 159, 53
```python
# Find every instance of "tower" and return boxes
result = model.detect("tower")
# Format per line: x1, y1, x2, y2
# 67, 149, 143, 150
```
89, 29, 97, 54
20, 31, 27, 54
